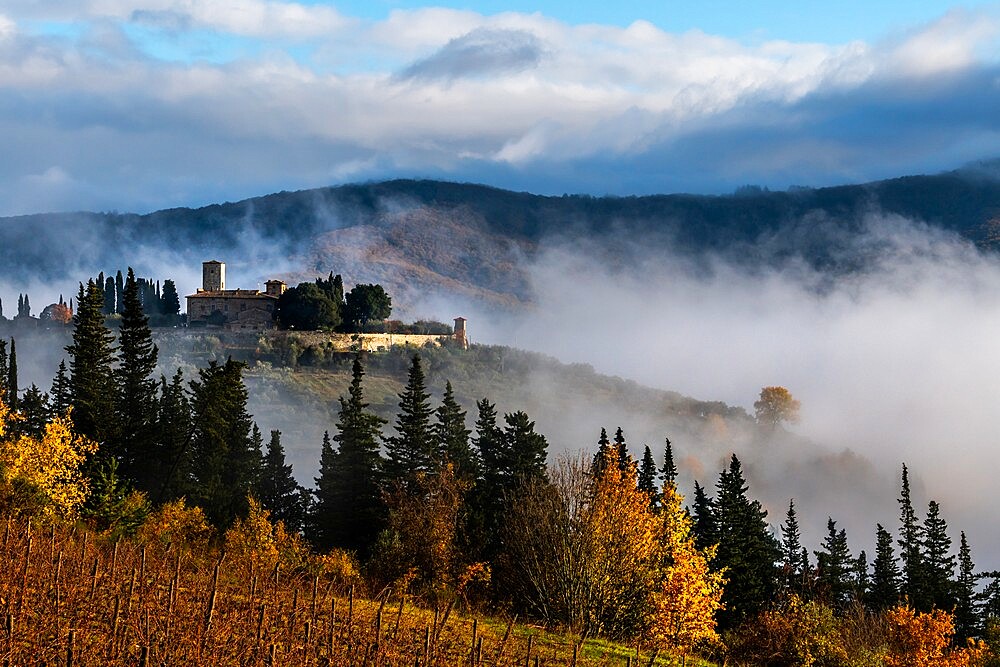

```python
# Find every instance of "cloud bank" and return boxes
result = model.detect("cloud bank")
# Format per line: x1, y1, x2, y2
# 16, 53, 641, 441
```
0, 4, 998, 214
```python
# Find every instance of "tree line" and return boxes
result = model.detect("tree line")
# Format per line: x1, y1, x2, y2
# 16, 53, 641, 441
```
274, 272, 392, 332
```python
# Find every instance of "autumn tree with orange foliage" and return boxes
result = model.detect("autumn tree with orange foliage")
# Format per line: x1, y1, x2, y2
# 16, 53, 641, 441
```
754, 385, 801, 427
884, 605, 988, 667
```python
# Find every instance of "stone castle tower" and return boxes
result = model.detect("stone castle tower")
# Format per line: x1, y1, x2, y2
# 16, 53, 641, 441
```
202, 260, 225, 292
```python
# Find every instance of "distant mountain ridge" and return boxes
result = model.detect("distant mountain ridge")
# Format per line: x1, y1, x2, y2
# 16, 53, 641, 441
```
2, 166, 999, 313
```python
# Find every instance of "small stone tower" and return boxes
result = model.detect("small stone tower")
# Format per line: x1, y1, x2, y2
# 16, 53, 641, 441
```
454, 317, 468, 349
265, 280, 287, 297
203, 260, 225, 292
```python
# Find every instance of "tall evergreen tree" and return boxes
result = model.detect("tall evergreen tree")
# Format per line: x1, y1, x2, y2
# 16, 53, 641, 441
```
385, 354, 435, 483
104, 276, 116, 314
160, 279, 180, 316
780, 499, 804, 593
187, 358, 258, 527
115, 270, 124, 314
659, 437, 677, 487
815, 517, 853, 609
113, 268, 160, 490
502, 410, 548, 483
613, 426, 629, 470
434, 380, 477, 481
15, 384, 49, 438
473, 398, 505, 487
714, 454, 780, 628
637, 445, 658, 500
922, 500, 955, 611
592, 427, 613, 477
66, 280, 117, 445
954, 531, 978, 640
313, 354, 387, 554
898, 463, 926, 608
155, 369, 191, 502
0, 340, 7, 402
691, 480, 718, 552
257, 430, 305, 532
869, 524, 901, 611
854, 551, 870, 603
50, 359, 71, 415
6, 338, 17, 411
466, 397, 508, 561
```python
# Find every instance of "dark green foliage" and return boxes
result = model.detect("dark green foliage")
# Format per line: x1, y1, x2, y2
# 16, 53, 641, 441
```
659, 437, 677, 488
275, 282, 341, 331
780, 499, 804, 593
49, 360, 71, 415
434, 380, 477, 481
502, 410, 548, 484
257, 430, 305, 533
869, 523, 901, 611
343, 283, 391, 330
187, 358, 258, 527
612, 427, 629, 471
955, 531, 978, 640
81, 459, 149, 538
854, 551, 869, 602
154, 369, 191, 502
385, 354, 436, 483
112, 268, 160, 490
66, 280, 117, 445
14, 384, 48, 439
691, 480, 718, 552
0, 340, 7, 402
313, 355, 387, 555
6, 338, 17, 411
637, 445, 658, 500
160, 279, 180, 316
591, 427, 614, 478
115, 270, 124, 314
713, 454, 779, 629
921, 500, 955, 611
815, 517, 853, 609
898, 463, 926, 608
103, 276, 116, 314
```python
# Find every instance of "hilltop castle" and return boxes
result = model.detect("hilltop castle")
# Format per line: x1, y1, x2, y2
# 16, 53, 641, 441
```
185, 261, 286, 330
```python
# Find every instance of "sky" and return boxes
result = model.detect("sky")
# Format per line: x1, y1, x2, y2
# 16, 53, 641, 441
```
0, 1, 999, 215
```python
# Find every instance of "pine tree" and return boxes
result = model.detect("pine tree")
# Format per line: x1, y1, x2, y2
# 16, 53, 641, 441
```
637, 445, 658, 500
592, 427, 613, 477
815, 517, 853, 609
15, 384, 49, 438
187, 358, 258, 527
257, 429, 305, 532
780, 499, 804, 593
713, 454, 779, 628
112, 268, 160, 490
313, 354, 387, 554
66, 280, 117, 445
385, 354, 435, 483
502, 410, 548, 483
466, 397, 508, 561
659, 437, 677, 488
869, 523, 901, 611
691, 480, 718, 552
922, 500, 955, 611
854, 551, 869, 603
115, 270, 124, 314
50, 360, 71, 415
898, 463, 926, 608
473, 398, 506, 487
6, 338, 17, 411
954, 531, 978, 640
434, 380, 477, 481
613, 426, 629, 470
154, 369, 190, 502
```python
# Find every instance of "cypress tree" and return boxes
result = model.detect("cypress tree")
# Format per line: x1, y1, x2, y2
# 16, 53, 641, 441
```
898, 463, 926, 608
659, 437, 677, 488
104, 276, 116, 314
780, 499, 804, 593
434, 380, 477, 481
257, 430, 305, 532
115, 270, 124, 314
815, 517, 853, 609
869, 523, 901, 611
160, 279, 181, 317
954, 531, 978, 640
922, 500, 955, 610
0, 340, 7, 402
113, 268, 160, 490
313, 354, 387, 554
385, 354, 435, 483
637, 445, 658, 499
714, 454, 780, 628
6, 338, 17, 411
188, 358, 257, 527
66, 280, 117, 445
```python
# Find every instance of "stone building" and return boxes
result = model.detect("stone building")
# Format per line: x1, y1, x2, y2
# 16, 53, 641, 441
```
186, 261, 286, 330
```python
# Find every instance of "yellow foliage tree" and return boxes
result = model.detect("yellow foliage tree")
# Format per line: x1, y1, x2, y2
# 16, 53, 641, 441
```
0, 400, 97, 518
225, 497, 313, 575
884, 605, 988, 667
754, 386, 801, 427
649, 483, 726, 658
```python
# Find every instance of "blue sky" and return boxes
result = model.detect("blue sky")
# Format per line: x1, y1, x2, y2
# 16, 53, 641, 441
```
0, 1, 999, 214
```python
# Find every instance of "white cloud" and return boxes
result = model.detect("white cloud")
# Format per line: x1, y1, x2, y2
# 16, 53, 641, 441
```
886, 8, 1000, 77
